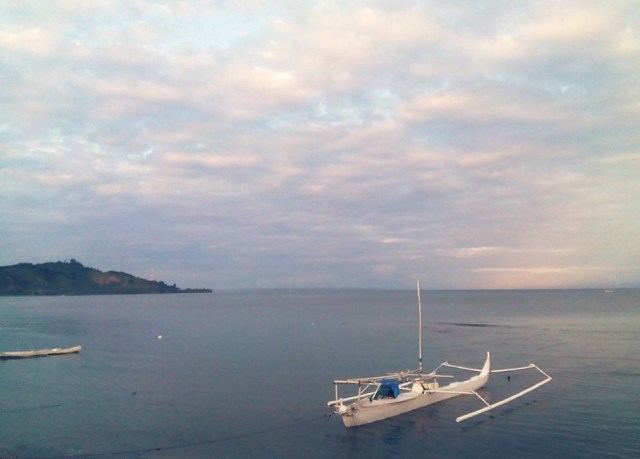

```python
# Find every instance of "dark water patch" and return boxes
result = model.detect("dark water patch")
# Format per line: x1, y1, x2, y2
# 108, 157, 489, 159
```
434, 321, 515, 329
0, 404, 63, 415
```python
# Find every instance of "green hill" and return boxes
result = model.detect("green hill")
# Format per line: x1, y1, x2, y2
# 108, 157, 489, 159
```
0, 260, 211, 296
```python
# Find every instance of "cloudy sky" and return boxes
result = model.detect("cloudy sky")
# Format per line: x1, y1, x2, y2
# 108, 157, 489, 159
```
1, 0, 639, 289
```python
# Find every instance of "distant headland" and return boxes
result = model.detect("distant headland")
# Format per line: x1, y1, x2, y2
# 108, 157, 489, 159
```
0, 259, 212, 296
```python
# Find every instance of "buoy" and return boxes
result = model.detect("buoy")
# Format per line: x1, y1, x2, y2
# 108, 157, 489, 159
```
158, 335, 163, 340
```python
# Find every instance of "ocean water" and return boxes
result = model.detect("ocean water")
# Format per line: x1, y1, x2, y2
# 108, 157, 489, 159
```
0, 289, 638, 458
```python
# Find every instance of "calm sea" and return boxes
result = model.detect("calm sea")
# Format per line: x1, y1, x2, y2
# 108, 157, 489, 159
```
0, 289, 638, 458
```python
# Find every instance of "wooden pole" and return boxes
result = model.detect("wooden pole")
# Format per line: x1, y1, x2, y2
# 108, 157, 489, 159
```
417, 279, 423, 374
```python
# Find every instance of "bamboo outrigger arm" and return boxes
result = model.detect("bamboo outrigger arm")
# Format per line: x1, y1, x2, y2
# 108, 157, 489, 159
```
455, 363, 552, 423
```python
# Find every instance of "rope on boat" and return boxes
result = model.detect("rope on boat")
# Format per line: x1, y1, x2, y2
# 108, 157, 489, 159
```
21, 414, 332, 459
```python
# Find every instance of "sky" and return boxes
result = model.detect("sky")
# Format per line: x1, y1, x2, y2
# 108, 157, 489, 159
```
1, 0, 639, 290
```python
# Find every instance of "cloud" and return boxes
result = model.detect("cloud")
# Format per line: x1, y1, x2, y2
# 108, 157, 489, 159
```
0, 26, 59, 55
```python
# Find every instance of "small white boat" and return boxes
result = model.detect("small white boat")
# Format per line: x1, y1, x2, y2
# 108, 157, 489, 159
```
327, 283, 551, 426
0, 345, 82, 360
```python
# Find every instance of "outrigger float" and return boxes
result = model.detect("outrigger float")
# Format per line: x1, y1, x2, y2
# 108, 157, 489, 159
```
327, 283, 551, 427
0, 345, 82, 360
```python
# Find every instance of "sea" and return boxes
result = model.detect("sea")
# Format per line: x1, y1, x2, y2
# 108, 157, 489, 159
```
0, 289, 638, 458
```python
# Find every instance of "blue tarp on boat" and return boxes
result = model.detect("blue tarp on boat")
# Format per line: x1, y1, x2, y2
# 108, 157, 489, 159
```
374, 379, 400, 399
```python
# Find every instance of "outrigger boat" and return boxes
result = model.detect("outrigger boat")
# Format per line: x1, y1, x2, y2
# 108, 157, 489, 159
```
0, 345, 82, 360
327, 283, 551, 427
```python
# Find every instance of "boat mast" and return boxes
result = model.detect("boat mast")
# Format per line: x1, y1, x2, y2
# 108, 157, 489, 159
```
417, 279, 423, 374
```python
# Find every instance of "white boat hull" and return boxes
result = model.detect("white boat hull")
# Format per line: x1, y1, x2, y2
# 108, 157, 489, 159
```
0, 345, 82, 360
340, 353, 490, 427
